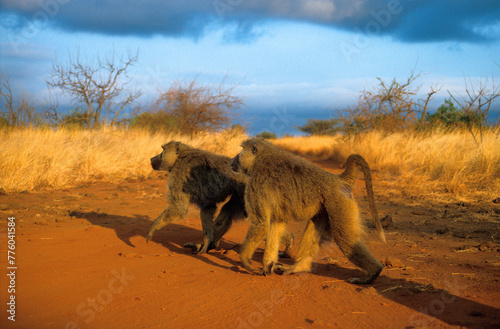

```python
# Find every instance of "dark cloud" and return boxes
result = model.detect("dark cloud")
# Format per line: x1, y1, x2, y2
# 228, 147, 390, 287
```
1, 0, 499, 43
388, 1, 500, 43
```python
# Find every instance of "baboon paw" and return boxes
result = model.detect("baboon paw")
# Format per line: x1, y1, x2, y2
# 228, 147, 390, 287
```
246, 268, 264, 276
183, 242, 202, 254
278, 251, 291, 258
197, 245, 209, 254
251, 268, 265, 276
349, 276, 375, 284
274, 264, 293, 275
349, 268, 382, 284
263, 262, 275, 276
197, 241, 218, 254
146, 231, 154, 243
241, 262, 262, 275
274, 264, 285, 274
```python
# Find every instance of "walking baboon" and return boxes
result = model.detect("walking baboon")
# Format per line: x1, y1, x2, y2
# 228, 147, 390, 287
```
230, 138, 385, 284
146, 141, 293, 256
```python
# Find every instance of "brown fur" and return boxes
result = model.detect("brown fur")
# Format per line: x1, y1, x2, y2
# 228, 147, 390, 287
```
231, 138, 384, 284
146, 141, 293, 257
340, 154, 386, 243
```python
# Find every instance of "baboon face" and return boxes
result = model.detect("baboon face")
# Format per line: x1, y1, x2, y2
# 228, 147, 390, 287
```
150, 141, 181, 172
231, 139, 262, 175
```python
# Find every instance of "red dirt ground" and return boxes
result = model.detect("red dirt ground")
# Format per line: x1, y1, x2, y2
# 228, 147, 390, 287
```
1, 160, 499, 329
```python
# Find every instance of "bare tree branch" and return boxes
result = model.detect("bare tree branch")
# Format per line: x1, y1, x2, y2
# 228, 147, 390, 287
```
0, 75, 46, 127
149, 78, 244, 135
448, 75, 500, 144
47, 50, 142, 128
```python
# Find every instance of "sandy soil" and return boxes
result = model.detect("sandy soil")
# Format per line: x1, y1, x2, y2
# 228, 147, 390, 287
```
1, 160, 499, 329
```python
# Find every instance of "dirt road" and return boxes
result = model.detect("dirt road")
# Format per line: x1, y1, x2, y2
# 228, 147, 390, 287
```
1, 161, 499, 329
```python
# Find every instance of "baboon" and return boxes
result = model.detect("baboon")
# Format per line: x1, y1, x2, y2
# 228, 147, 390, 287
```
230, 138, 385, 284
146, 141, 293, 256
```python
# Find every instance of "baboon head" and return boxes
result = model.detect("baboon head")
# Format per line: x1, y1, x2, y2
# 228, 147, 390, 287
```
150, 141, 182, 172
231, 138, 269, 175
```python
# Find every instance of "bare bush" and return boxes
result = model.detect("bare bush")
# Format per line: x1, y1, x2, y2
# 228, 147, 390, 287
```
448, 76, 500, 144
339, 72, 439, 134
0, 75, 47, 127
150, 78, 244, 135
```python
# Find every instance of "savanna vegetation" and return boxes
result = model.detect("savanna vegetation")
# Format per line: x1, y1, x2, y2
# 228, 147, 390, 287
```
1, 51, 499, 201
290, 72, 500, 200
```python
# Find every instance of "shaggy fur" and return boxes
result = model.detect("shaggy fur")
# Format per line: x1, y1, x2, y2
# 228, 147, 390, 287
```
146, 141, 293, 256
231, 138, 384, 284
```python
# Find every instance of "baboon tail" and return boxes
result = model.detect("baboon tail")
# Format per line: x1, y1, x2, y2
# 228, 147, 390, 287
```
340, 154, 386, 243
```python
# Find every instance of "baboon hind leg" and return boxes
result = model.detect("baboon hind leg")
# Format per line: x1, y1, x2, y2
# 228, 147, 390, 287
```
275, 216, 324, 275
328, 199, 383, 284
343, 241, 383, 284
213, 193, 294, 259
279, 230, 294, 258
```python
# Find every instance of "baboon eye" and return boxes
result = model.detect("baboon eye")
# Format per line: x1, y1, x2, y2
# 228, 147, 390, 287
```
251, 146, 257, 154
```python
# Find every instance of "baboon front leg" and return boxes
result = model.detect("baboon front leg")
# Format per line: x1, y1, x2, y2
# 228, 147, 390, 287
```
275, 219, 322, 275
239, 218, 269, 275
262, 222, 287, 275
146, 205, 187, 243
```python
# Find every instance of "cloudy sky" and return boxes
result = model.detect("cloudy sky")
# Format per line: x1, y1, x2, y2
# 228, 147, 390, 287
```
1, 0, 499, 134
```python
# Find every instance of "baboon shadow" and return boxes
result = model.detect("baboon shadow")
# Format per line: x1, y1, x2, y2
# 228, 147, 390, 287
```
307, 262, 500, 328
71, 210, 246, 273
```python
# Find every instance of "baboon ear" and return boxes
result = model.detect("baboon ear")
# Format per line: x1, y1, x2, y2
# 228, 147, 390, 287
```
251, 145, 258, 155
174, 142, 181, 153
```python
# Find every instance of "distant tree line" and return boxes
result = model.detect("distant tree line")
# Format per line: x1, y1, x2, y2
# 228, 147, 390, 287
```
292, 71, 499, 144
0, 50, 244, 136
1, 51, 498, 144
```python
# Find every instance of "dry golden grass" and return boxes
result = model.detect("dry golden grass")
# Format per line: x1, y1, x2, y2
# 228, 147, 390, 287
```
274, 130, 500, 201
0, 127, 247, 193
2, 127, 499, 201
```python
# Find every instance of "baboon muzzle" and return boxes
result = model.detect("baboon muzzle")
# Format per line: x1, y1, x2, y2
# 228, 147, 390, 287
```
230, 154, 240, 172
150, 154, 162, 170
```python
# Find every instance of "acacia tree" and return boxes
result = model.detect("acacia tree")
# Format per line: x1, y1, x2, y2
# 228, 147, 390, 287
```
47, 50, 142, 128
296, 118, 341, 136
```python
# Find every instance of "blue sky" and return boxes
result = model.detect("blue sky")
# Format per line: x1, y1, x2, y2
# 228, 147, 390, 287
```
1, 0, 499, 134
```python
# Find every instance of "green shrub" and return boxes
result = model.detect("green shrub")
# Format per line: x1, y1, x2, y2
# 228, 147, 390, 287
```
128, 111, 177, 132
296, 118, 341, 136
256, 131, 277, 139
